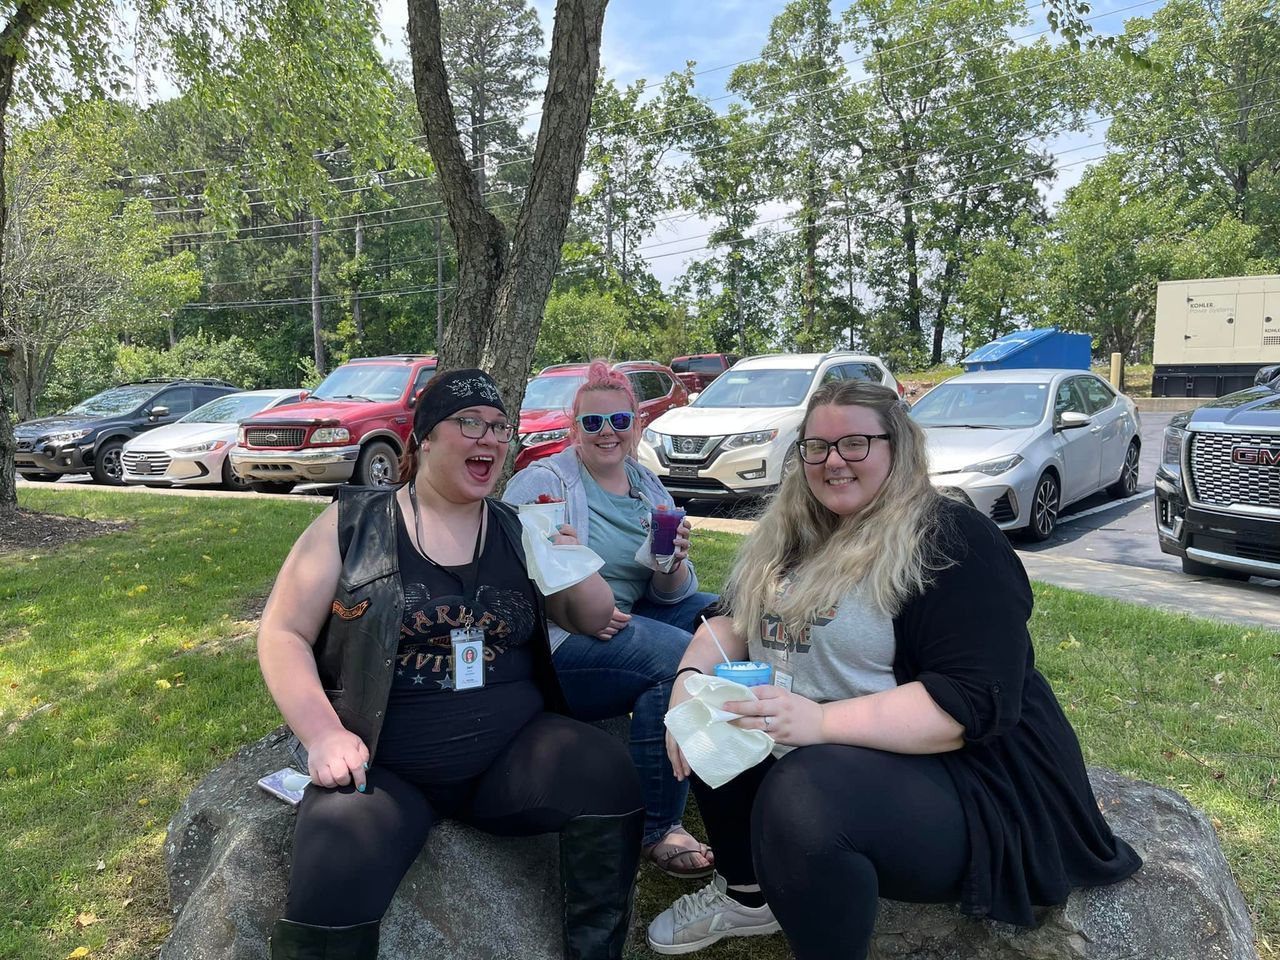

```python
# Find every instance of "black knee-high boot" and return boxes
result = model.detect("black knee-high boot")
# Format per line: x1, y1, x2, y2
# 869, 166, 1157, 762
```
559, 807, 645, 960
269, 918, 380, 959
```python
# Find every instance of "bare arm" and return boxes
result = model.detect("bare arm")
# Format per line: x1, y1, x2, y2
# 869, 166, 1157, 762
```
727, 681, 965, 754
257, 503, 368, 789
542, 522, 615, 636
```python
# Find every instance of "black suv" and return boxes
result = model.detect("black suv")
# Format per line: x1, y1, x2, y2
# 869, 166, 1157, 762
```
14, 378, 241, 485
1154, 369, 1280, 581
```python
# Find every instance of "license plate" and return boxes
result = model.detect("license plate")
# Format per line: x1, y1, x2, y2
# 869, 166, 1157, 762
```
670, 464, 700, 479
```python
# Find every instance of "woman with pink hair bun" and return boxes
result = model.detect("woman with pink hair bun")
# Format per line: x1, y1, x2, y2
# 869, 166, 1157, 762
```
504, 359, 718, 879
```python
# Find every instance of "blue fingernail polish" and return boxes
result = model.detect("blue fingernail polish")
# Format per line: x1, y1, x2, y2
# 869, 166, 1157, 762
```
357, 783, 366, 793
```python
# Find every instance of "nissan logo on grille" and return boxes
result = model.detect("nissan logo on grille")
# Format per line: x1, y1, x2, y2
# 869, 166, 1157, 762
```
679, 438, 698, 453
1232, 445, 1280, 466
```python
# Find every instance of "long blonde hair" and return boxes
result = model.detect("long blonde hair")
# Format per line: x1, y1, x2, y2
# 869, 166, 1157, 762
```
726, 380, 946, 639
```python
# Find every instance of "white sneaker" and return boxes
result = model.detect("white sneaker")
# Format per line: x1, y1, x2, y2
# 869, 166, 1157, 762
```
646, 872, 780, 955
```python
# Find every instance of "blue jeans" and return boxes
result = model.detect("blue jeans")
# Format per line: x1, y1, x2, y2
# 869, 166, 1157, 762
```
553, 591, 719, 848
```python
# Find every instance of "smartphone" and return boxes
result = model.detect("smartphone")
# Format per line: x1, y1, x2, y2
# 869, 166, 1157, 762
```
257, 767, 311, 806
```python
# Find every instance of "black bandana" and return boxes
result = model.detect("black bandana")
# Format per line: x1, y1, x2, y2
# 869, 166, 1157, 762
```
413, 369, 508, 441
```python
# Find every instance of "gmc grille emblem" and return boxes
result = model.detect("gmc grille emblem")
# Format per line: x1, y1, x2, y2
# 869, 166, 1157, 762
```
1232, 445, 1280, 466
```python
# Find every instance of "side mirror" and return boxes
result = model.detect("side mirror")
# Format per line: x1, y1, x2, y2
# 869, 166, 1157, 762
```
298, 390, 311, 400
408, 388, 424, 408
149, 406, 170, 421
1056, 410, 1090, 430
687, 392, 700, 403
1254, 363, 1280, 386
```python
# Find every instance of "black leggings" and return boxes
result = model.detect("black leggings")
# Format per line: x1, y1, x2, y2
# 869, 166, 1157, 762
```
692, 744, 970, 960
285, 713, 641, 926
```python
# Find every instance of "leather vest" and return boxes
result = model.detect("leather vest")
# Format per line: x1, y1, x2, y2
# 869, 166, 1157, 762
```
295, 486, 568, 766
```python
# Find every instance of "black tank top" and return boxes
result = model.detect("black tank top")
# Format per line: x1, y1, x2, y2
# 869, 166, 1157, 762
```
374, 503, 544, 783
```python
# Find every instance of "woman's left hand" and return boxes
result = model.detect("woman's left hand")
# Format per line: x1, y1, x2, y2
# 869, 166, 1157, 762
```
671, 518, 692, 566
725, 685, 826, 747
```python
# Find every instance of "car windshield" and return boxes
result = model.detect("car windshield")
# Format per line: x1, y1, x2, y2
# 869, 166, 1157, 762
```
310, 364, 410, 402
693, 368, 815, 408
522, 375, 586, 411
910, 382, 1049, 428
66, 385, 157, 418
180, 393, 281, 424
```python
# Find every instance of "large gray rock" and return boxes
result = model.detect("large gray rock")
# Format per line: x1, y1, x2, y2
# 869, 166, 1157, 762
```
867, 767, 1258, 960
164, 732, 1257, 960
162, 726, 566, 960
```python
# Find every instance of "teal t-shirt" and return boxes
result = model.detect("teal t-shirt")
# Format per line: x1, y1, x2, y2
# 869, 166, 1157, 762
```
582, 470, 653, 613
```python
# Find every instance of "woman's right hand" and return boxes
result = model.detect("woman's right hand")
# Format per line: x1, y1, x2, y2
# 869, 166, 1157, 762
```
306, 727, 370, 790
665, 671, 698, 781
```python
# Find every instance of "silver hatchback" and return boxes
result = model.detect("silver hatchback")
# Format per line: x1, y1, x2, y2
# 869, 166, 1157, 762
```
910, 369, 1142, 540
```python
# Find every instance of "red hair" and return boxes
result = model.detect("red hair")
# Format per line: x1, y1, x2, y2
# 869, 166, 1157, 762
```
570, 360, 639, 455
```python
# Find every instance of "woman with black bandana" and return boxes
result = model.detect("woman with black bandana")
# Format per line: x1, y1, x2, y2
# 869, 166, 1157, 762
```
257, 369, 643, 960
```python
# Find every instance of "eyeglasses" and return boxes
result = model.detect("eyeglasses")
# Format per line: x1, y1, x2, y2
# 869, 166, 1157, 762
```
575, 411, 635, 434
796, 433, 890, 464
444, 416, 515, 442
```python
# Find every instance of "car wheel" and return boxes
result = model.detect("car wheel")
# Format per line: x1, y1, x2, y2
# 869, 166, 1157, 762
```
353, 441, 399, 487
1023, 471, 1060, 542
249, 480, 296, 495
19, 472, 60, 482
91, 440, 125, 486
1180, 556, 1251, 581
221, 458, 253, 491
1107, 440, 1140, 498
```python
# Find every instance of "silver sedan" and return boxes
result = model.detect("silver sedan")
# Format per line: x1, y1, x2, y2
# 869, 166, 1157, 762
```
910, 369, 1142, 540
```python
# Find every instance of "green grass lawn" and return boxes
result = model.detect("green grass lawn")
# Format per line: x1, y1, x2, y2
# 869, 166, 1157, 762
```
2, 488, 1276, 959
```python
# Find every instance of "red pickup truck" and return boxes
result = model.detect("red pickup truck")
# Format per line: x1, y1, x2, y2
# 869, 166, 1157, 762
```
669, 354, 739, 394
229, 355, 437, 492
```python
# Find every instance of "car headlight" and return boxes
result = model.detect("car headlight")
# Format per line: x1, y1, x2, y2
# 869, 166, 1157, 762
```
237, 426, 248, 444
962, 454, 1024, 476
310, 427, 351, 444
1161, 425, 1186, 480
174, 440, 228, 455
725, 429, 778, 449
42, 428, 92, 444
524, 428, 569, 446
642, 428, 661, 446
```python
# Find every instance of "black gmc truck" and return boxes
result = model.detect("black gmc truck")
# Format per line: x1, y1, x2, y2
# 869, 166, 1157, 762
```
1155, 366, 1280, 581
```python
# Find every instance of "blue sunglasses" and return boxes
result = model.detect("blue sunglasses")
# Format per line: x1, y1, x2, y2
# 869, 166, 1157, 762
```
576, 411, 635, 433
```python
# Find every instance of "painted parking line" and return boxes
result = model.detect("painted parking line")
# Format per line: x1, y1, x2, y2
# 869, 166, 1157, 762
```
1056, 489, 1153, 526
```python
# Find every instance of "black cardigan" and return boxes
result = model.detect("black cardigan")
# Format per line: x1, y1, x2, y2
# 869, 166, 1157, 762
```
894, 497, 1141, 925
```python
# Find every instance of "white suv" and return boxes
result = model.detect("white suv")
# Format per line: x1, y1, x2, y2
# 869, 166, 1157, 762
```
638, 352, 902, 501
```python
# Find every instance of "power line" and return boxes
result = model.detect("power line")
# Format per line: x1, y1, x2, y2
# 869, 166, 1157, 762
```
182, 113, 1280, 310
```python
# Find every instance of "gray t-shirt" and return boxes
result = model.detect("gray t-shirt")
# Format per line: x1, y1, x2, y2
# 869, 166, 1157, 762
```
748, 578, 897, 757
748, 577, 898, 706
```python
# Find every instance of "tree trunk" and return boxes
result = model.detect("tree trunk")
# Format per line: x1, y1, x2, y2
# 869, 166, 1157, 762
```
311, 215, 325, 375
352, 214, 364, 340
435, 214, 445, 350
409, 0, 608, 417
845, 214, 856, 350
9, 341, 40, 421
0, 2, 42, 515
803, 190, 818, 344
732, 252, 746, 356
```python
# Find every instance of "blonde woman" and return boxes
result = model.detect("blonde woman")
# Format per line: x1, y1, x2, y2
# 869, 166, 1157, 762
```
646, 380, 1140, 958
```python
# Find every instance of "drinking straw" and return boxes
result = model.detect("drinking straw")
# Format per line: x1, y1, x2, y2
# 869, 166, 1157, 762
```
701, 615, 732, 665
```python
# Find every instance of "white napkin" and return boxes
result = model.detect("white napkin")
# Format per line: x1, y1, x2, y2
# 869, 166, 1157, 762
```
517, 507, 604, 595
664, 673, 774, 789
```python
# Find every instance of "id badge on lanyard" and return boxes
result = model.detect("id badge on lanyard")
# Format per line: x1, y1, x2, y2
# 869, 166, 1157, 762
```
451, 625, 486, 691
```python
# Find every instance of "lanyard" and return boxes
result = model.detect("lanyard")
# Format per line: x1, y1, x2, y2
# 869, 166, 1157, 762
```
408, 479, 485, 625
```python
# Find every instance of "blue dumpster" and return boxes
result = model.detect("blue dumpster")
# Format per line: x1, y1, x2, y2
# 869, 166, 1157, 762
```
961, 327, 1092, 372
